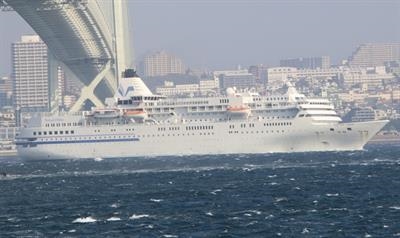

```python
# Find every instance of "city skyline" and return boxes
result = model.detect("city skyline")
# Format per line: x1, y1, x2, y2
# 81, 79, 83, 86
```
0, 0, 399, 76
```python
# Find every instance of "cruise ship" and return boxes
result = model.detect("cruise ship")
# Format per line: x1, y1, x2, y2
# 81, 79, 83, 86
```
16, 69, 388, 160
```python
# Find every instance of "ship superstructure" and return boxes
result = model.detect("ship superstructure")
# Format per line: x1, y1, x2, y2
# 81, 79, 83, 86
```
16, 69, 388, 160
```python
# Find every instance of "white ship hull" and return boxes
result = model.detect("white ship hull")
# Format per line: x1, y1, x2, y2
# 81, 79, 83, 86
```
17, 119, 387, 161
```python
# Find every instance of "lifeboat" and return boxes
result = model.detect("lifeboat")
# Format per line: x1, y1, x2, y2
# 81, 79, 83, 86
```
226, 105, 251, 118
123, 108, 148, 121
90, 109, 120, 119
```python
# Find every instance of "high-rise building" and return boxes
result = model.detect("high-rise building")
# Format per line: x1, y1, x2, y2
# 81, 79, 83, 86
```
280, 56, 330, 69
12, 35, 49, 111
142, 51, 185, 77
348, 43, 400, 67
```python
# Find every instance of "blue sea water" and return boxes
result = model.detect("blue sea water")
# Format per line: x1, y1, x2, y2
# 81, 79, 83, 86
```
1, 144, 400, 237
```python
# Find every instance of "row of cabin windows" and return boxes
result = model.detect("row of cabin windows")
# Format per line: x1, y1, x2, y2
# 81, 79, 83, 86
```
330, 128, 352, 132
186, 125, 214, 130
93, 128, 135, 133
45, 122, 82, 127
264, 122, 292, 126
309, 102, 330, 105
229, 130, 285, 134
33, 130, 75, 136
138, 132, 215, 138
118, 97, 160, 105
265, 97, 288, 101
158, 100, 209, 106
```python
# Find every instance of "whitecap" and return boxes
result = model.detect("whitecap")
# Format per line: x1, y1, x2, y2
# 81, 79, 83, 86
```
246, 221, 258, 226
275, 197, 287, 202
72, 216, 97, 223
248, 210, 261, 215
302, 228, 310, 234
206, 212, 213, 216
107, 217, 121, 221
326, 193, 339, 197
390, 206, 400, 210
150, 198, 163, 203
94, 157, 103, 161
68, 229, 76, 233
268, 175, 277, 178
329, 207, 348, 211
129, 214, 150, 220
163, 235, 178, 238
269, 182, 278, 186
210, 189, 222, 195
110, 203, 119, 208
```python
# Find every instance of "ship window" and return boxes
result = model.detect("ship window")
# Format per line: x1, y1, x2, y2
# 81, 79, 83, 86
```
38, 132, 42, 135
60, 131, 64, 135
347, 128, 352, 131
71, 130, 74, 134
330, 128, 334, 131
33, 132, 36, 136
44, 132, 47, 135
49, 131, 52, 135
65, 131, 69, 134
54, 131, 58, 135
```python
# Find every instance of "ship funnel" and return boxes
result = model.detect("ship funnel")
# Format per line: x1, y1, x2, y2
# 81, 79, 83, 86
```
116, 69, 153, 99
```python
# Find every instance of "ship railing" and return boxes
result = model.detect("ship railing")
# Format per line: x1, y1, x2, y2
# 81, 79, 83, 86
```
32, 111, 91, 117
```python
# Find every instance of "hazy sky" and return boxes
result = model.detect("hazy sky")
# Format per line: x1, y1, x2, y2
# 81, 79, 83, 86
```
0, 0, 399, 76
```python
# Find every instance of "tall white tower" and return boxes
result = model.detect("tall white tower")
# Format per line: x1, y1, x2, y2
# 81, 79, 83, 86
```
112, 0, 133, 82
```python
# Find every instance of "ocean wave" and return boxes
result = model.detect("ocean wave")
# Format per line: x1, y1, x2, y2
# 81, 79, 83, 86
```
326, 193, 339, 197
129, 214, 150, 220
150, 198, 163, 203
72, 216, 97, 223
106, 217, 121, 221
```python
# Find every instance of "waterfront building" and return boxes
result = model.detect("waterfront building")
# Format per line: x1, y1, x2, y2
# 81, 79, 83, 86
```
348, 43, 400, 67
12, 35, 49, 112
266, 67, 297, 89
0, 76, 13, 108
142, 51, 185, 77
248, 65, 269, 84
214, 69, 256, 91
343, 107, 377, 122
280, 56, 330, 69
342, 66, 395, 89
